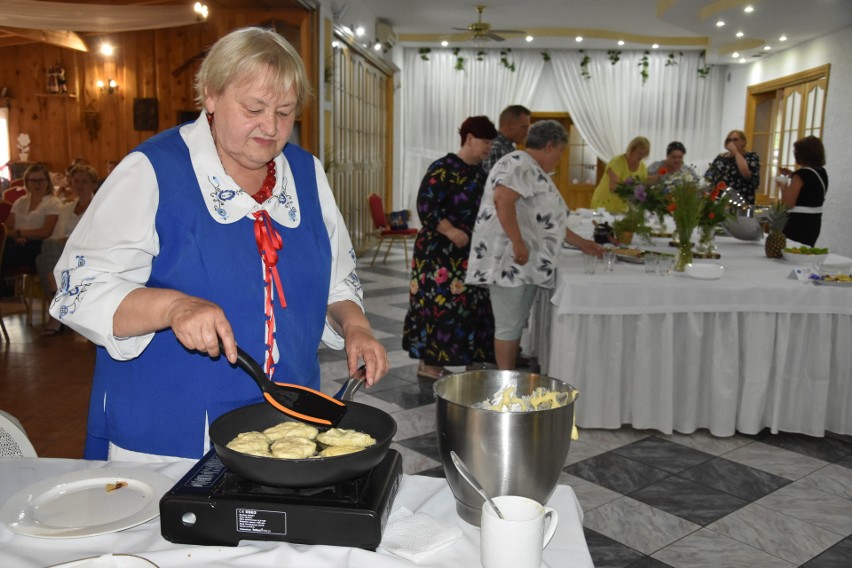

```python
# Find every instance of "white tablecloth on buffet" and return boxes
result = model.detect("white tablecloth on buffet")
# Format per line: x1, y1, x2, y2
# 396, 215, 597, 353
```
526, 219, 852, 437
0, 457, 593, 568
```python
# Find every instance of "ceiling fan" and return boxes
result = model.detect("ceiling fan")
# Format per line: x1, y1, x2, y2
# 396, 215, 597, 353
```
451, 5, 525, 42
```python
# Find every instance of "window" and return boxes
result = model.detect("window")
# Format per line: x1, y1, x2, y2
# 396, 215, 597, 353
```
0, 107, 10, 181
746, 65, 828, 201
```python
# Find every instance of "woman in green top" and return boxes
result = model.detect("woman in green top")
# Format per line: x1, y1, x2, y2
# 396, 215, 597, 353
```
590, 136, 650, 213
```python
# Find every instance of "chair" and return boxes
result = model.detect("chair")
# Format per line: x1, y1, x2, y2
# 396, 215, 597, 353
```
0, 200, 10, 224
0, 410, 37, 457
0, 222, 43, 331
3, 183, 26, 204
367, 193, 417, 267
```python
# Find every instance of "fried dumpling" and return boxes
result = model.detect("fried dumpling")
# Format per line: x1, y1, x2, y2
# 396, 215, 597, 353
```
318, 445, 364, 457
316, 428, 376, 448
269, 436, 317, 459
263, 421, 319, 441
226, 431, 272, 456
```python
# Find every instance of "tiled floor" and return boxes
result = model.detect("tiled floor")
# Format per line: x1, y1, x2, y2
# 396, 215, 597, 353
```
3, 247, 852, 567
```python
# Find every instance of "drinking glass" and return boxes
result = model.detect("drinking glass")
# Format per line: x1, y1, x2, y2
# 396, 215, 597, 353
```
603, 249, 616, 272
657, 255, 674, 276
583, 253, 598, 274
644, 252, 659, 274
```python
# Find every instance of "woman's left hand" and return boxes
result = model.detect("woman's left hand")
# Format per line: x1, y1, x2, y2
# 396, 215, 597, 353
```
343, 326, 389, 387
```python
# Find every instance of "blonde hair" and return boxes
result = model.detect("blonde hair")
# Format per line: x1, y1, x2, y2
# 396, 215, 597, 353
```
626, 136, 650, 154
194, 27, 312, 112
726, 130, 748, 146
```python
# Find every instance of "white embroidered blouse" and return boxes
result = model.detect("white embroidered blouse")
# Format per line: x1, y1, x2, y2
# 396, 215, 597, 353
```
50, 113, 363, 360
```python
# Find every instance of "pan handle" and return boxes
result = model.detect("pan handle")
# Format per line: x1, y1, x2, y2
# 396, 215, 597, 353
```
334, 365, 367, 401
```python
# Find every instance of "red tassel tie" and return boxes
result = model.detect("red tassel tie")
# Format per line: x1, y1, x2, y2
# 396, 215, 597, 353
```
253, 210, 287, 375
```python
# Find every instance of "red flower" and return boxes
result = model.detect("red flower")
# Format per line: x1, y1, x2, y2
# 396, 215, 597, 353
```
710, 181, 726, 201
708, 212, 715, 220
667, 202, 677, 213
658, 167, 668, 175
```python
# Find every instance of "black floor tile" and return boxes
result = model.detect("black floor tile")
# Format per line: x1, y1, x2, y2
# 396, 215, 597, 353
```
835, 455, 852, 470
365, 312, 404, 333
613, 436, 715, 474
626, 558, 676, 568
565, 453, 671, 494
758, 432, 852, 463
396, 431, 440, 462
584, 528, 647, 568
678, 457, 791, 501
366, 382, 436, 409
802, 535, 852, 567
629, 475, 748, 525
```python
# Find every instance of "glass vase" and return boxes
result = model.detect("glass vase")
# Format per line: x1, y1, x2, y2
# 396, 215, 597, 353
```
674, 241, 693, 272
697, 226, 717, 257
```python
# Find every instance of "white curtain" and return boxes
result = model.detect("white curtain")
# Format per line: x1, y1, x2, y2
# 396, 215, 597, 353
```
399, 48, 726, 214
550, 50, 725, 168
401, 48, 546, 215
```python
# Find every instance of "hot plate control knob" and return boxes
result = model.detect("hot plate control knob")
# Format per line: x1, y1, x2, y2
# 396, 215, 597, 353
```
182, 512, 197, 526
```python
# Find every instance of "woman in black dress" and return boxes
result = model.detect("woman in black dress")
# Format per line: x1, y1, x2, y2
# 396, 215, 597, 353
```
704, 129, 760, 205
777, 136, 828, 246
403, 116, 498, 380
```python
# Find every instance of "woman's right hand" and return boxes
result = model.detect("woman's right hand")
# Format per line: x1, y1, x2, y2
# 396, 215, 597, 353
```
512, 240, 530, 265
165, 295, 237, 363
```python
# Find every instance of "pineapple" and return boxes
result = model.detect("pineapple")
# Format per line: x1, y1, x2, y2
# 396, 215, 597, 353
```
764, 201, 790, 258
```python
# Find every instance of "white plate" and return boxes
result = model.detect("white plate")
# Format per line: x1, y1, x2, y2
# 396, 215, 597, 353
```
685, 263, 725, 280
782, 251, 828, 264
49, 554, 159, 567
1, 469, 173, 538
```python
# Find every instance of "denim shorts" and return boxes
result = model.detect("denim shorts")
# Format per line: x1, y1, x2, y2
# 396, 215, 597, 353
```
488, 284, 539, 340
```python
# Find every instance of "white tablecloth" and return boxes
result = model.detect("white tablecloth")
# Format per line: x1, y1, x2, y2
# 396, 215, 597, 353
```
527, 222, 852, 437
0, 457, 593, 568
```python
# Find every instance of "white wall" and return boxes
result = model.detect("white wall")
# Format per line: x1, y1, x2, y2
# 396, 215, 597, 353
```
722, 25, 852, 256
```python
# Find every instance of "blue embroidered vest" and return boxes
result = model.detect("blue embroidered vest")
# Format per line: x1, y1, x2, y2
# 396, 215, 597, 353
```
84, 127, 331, 459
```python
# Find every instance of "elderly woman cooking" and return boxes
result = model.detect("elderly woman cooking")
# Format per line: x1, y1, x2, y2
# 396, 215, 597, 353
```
50, 27, 388, 461
466, 120, 603, 370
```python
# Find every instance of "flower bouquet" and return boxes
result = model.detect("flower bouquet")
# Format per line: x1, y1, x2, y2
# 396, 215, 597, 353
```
696, 182, 732, 257
612, 177, 657, 243
666, 180, 703, 271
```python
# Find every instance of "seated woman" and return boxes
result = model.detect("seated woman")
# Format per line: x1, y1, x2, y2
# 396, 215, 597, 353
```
777, 136, 828, 247
36, 164, 99, 334
590, 136, 650, 213
1, 164, 62, 294
647, 141, 699, 184
704, 129, 760, 205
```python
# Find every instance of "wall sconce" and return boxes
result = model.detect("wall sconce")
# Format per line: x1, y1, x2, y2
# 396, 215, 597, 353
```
194, 2, 209, 21
97, 79, 118, 94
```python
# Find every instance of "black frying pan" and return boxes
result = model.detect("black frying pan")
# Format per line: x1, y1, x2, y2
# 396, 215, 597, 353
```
209, 397, 397, 487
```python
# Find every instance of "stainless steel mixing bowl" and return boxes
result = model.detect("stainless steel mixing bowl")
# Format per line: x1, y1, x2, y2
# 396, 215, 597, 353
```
434, 370, 578, 525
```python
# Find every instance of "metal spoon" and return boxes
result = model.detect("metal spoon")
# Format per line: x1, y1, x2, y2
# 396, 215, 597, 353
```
450, 451, 504, 519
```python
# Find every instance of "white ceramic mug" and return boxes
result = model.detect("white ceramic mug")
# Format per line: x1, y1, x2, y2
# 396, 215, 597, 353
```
480, 495, 559, 568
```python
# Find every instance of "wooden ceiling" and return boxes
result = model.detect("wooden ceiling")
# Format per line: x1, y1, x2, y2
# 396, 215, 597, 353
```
0, 0, 308, 50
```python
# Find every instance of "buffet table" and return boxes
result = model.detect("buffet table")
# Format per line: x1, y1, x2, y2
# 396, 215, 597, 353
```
0, 457, 593, 568
527, 220, 852, 437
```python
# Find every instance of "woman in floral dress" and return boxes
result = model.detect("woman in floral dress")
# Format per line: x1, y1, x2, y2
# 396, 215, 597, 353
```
403, 116, 498, 380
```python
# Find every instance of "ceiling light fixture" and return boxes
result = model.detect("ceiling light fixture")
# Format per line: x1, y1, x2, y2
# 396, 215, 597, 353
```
652, 43, 659, 49
736, 31, 744, 38
716, 20, 725, 27
441, 40, 448, 47
764, 45, 771, 51
193, 2, 208, 22
732, 52, 740, 58
739, 57, 746, 63
575, 36, 583, 42
99, 42, 114, 56
779, 35, 787, 41
617, 40, 624, 46
373, 40, 381, 51
355, 25, 365, 37
744, 5, 754, 13
525, 35, 533, 42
